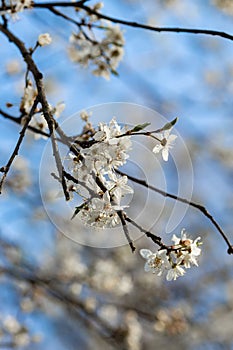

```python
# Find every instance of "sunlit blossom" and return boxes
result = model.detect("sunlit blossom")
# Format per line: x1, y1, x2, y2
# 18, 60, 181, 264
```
152, 129, 177, 161
140, 229, 202, 281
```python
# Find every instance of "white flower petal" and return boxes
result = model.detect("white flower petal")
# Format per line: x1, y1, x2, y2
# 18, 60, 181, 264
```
152, 144, 163, 154
140, 249, 153, 259
144, 262, 152, 272
168, 134, 177, 142
162, 148, 169, 161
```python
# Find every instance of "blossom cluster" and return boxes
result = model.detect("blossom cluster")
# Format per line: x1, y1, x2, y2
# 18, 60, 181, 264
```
1, 315, 42, 347
67, 117, 133, 228
65, 115, 179, 228
140, 229, 202, 281
0, 0, 32, 18
68, 3, 125, 80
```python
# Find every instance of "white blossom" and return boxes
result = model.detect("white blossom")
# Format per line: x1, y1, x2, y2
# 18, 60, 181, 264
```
20, 85, 64, 140
5, 59, 21, 75
20, 80, 37, 114
80, 110, 91, 122
107, 172, 133, 206
172, 229, 202, 268
79, 191, 120, 228
92, 61, 111, 80
140, 229, 202, 281
68, 21, 124, 79
0, 0, 32, 17
152, 129, 177, 161
14, 0, 32, 12
52, 101, 65, 118
29, 114, 48, 140
67, 118, 133, 228
140, 249, 170, 276
166, 265, 186, 281
14, 332, 30, 347
3, 316, 21, 334
102, 24, 125, 49
38, 33, 52, 46
81, 118, 132, 174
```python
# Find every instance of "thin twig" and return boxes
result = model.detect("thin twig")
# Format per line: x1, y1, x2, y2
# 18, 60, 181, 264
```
0, 108, 51, 138
93, 174, 135, 252
79, 5, 233, 42
0, 0, 88, 11
0, 96, 39, 193
117, 211, 136, 253
117, 169, 233, 255
48, 6, 81, 27
125, 215, 165, 249
1, 2, 233, 42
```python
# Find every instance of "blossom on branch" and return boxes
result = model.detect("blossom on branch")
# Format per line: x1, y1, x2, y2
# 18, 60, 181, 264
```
20, 80, 37, 114
29, 114, 48, 140
152, 129, 177, 161
68, 9, 125, 80
38, 33, 52, 47
140, 229, 202, 281
140, 249, 170, 276
0, 0, 32, 18
67, 117, 133, 228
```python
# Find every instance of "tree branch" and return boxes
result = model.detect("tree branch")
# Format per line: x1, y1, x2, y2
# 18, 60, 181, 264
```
116, 169, 233, 255
0, 264, 127, 348
1, 2, 233, 42
0, 96, 39, 193
0, 108, 51, 138
78, 5, 233, 42
125, 215, 166, 249
0, 25, 70, 200
117, 211, 136, 253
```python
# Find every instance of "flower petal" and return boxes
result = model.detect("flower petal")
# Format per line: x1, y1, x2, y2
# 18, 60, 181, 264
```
144, 261, 152, 272
140, 249, 152, 259
162, 148, 169, 161
152, 144, 163, 154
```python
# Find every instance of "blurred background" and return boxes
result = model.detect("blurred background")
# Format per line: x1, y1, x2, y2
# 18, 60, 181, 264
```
1, 0, 233, 349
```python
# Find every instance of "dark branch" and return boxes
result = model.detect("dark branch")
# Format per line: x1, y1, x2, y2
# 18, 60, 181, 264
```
0, 108, 51, 138
0, 25, 70, 201
1, 2, 233, 42
125, 215, 166, 249
0, 96, 39, 193
117, 211, 136, 253
117, 169, 233, 255
79, 5, 233, 42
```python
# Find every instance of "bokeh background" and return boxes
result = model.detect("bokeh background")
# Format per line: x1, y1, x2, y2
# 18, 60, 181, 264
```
1, 0, 233, 349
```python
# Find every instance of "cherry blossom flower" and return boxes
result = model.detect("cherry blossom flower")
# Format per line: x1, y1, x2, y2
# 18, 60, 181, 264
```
51, 101, 65, 118
38, 33, 52, 46
140, 229, 202, 281
15, 0, 32, 13
20, 80, 37, 114
172, 229, 202, 268
79, 191, 120, 228
67, 118, 133, 228
29, 114, 48, 140
166, 265, 186, 281
152, 129, 177, 161
0, 0, 32, 17
140, 249, 170, 276
68, 18, 125, 79
107, 172, 133, 206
